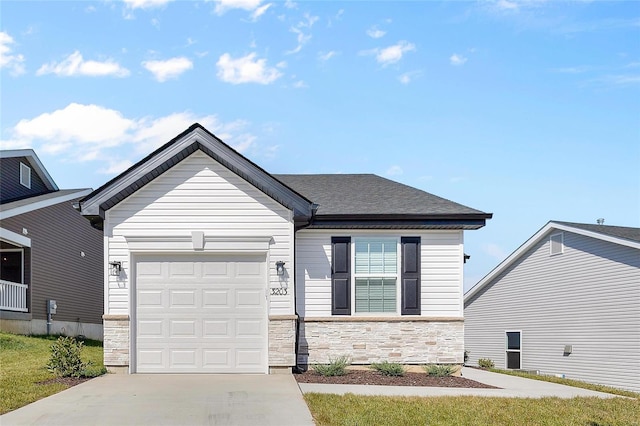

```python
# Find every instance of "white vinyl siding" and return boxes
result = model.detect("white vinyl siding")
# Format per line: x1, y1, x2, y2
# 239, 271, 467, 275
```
465, 230, 640, 393
296, 229, 464, 318
104, 151, 295, 317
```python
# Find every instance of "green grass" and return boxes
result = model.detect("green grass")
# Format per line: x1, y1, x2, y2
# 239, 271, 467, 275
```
304, 393, 640, 426
0, 332, 105, 414
488, 368, 640, 399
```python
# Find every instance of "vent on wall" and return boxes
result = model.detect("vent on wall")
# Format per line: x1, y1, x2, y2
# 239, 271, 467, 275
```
20, 162, 31, 189
550, 232, 564, 256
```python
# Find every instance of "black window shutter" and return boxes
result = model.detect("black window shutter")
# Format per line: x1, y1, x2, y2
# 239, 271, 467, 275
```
401, 237, 421, 315
331, 237, 351, 315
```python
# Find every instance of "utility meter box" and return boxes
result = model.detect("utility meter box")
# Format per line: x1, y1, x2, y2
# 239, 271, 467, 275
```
47, 300, 57, 314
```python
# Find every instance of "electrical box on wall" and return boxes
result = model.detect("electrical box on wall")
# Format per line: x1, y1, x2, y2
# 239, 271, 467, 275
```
47, 300, 57, 315
563, 345, 572, 355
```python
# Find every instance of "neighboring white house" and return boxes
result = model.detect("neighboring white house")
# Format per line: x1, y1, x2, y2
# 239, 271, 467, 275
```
77, 123, 491, 374
464, 221, 640, 393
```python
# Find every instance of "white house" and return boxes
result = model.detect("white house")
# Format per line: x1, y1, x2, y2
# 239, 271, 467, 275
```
464, 221, 640, 392
77, 123, 491, 374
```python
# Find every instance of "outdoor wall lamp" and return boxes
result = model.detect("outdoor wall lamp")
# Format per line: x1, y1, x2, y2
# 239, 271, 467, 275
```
109, 261, 122, 276
275, 261, 286, 276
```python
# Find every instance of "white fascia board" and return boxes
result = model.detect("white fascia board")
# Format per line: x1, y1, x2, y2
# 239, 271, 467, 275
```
0, 189, 92, 220
0, 227, 31, 247
0, 149, 58, 191
464, 221, 640, 303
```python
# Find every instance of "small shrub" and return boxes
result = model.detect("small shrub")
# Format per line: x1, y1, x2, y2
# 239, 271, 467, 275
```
423, 364, 455, 377
312, 355, 351, 377
46, 336, 91, 378
478, 358, 495, 369
370, 361, 406, 377
464, 350, 470, 364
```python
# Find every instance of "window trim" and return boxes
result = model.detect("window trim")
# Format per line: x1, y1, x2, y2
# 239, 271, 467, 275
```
505, 330, 522, 370
351, 236, 401, 315
19, 162, 31, 189
550, 232, 564, 256
0, 248, 24, 284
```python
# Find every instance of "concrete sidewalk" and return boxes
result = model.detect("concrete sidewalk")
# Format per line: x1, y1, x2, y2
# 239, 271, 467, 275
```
1, 374, 315, 426
297, 367, 621, 398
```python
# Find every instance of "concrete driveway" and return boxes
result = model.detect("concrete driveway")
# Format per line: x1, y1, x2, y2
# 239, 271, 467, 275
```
1, 374, 315, 426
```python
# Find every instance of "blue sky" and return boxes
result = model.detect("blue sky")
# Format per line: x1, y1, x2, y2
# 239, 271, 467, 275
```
2, 0, 639, 291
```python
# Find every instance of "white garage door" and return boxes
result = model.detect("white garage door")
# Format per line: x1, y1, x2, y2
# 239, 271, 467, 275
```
135, 254, 267, 373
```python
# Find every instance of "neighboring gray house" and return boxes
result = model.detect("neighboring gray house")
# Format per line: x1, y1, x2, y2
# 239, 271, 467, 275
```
77, 123, 492, 374
0, 149, 103, 340
464, 221, 640, 392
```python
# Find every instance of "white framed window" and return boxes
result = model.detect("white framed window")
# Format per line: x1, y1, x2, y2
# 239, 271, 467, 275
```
353, 237, 398, 314
20, 163, 31, 189
505, 330, 522, 369
550, 232, 563, 256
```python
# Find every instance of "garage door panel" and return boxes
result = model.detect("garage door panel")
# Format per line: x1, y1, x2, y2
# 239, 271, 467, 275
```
138, 290, 163, 307
169, 320, 197, 337
203, 320, 230, 337
169, 290, 197, 307
203, 290, 230, 307
236, 290, 262, 308
138, 320, 164, 337
136, 255, 267, 373
236, 320, 263, 337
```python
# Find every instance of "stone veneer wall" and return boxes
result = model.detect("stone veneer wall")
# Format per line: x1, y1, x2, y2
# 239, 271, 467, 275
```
268, 316, 297, 368
103, 315, 130, 371
297, 318, 464, 366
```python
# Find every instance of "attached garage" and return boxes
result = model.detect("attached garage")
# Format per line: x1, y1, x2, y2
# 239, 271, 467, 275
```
135, 254, 268, 373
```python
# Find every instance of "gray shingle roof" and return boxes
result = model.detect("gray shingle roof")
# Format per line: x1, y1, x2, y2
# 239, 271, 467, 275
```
274, 174, 489, 217
553, 221, 640, 244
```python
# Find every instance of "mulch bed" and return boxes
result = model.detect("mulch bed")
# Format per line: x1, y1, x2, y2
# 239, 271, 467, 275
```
295, 369, 499, 388
37, 377, 93, 387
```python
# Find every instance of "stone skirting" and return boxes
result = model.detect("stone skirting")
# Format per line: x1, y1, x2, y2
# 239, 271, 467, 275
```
297, 318, 464, 366
103, 315, 130, 369
268, 316, 297, 367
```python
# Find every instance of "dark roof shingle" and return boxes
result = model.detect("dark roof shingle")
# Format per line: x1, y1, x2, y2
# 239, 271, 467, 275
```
274, 174, 489, 217
553, 221, 640, 243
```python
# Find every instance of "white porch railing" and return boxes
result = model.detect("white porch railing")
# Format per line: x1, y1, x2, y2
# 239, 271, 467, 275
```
0, 279, 28, 312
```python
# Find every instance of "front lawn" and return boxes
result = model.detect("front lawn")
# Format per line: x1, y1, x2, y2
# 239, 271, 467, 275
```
304, 393, 640, 426
0, 332, 105, 414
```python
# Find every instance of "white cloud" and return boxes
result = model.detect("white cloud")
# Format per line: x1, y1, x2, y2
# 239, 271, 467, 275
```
292, 80, 307, 89
13, 103, 135, 147
318, 51, 337, 62
36, 51, 130, 77
362, 41, 415, 66
99, 159, 134, 175
450, 53, 468, 66
123, 0, 173, 9
386, 165, 403, 176
250, 3, 271, 21
0, 32, 26, 75
483, 243, 508, 261
286, 13, 319, 54
398, 70, 421, 84
284, 0, 297, 9
142, 57, 193, 82
366, 26, 386, 39
2, 103, 260, 170
495, 0, 519, 10
216, 52, 282, 84
213, 0, 264, 15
